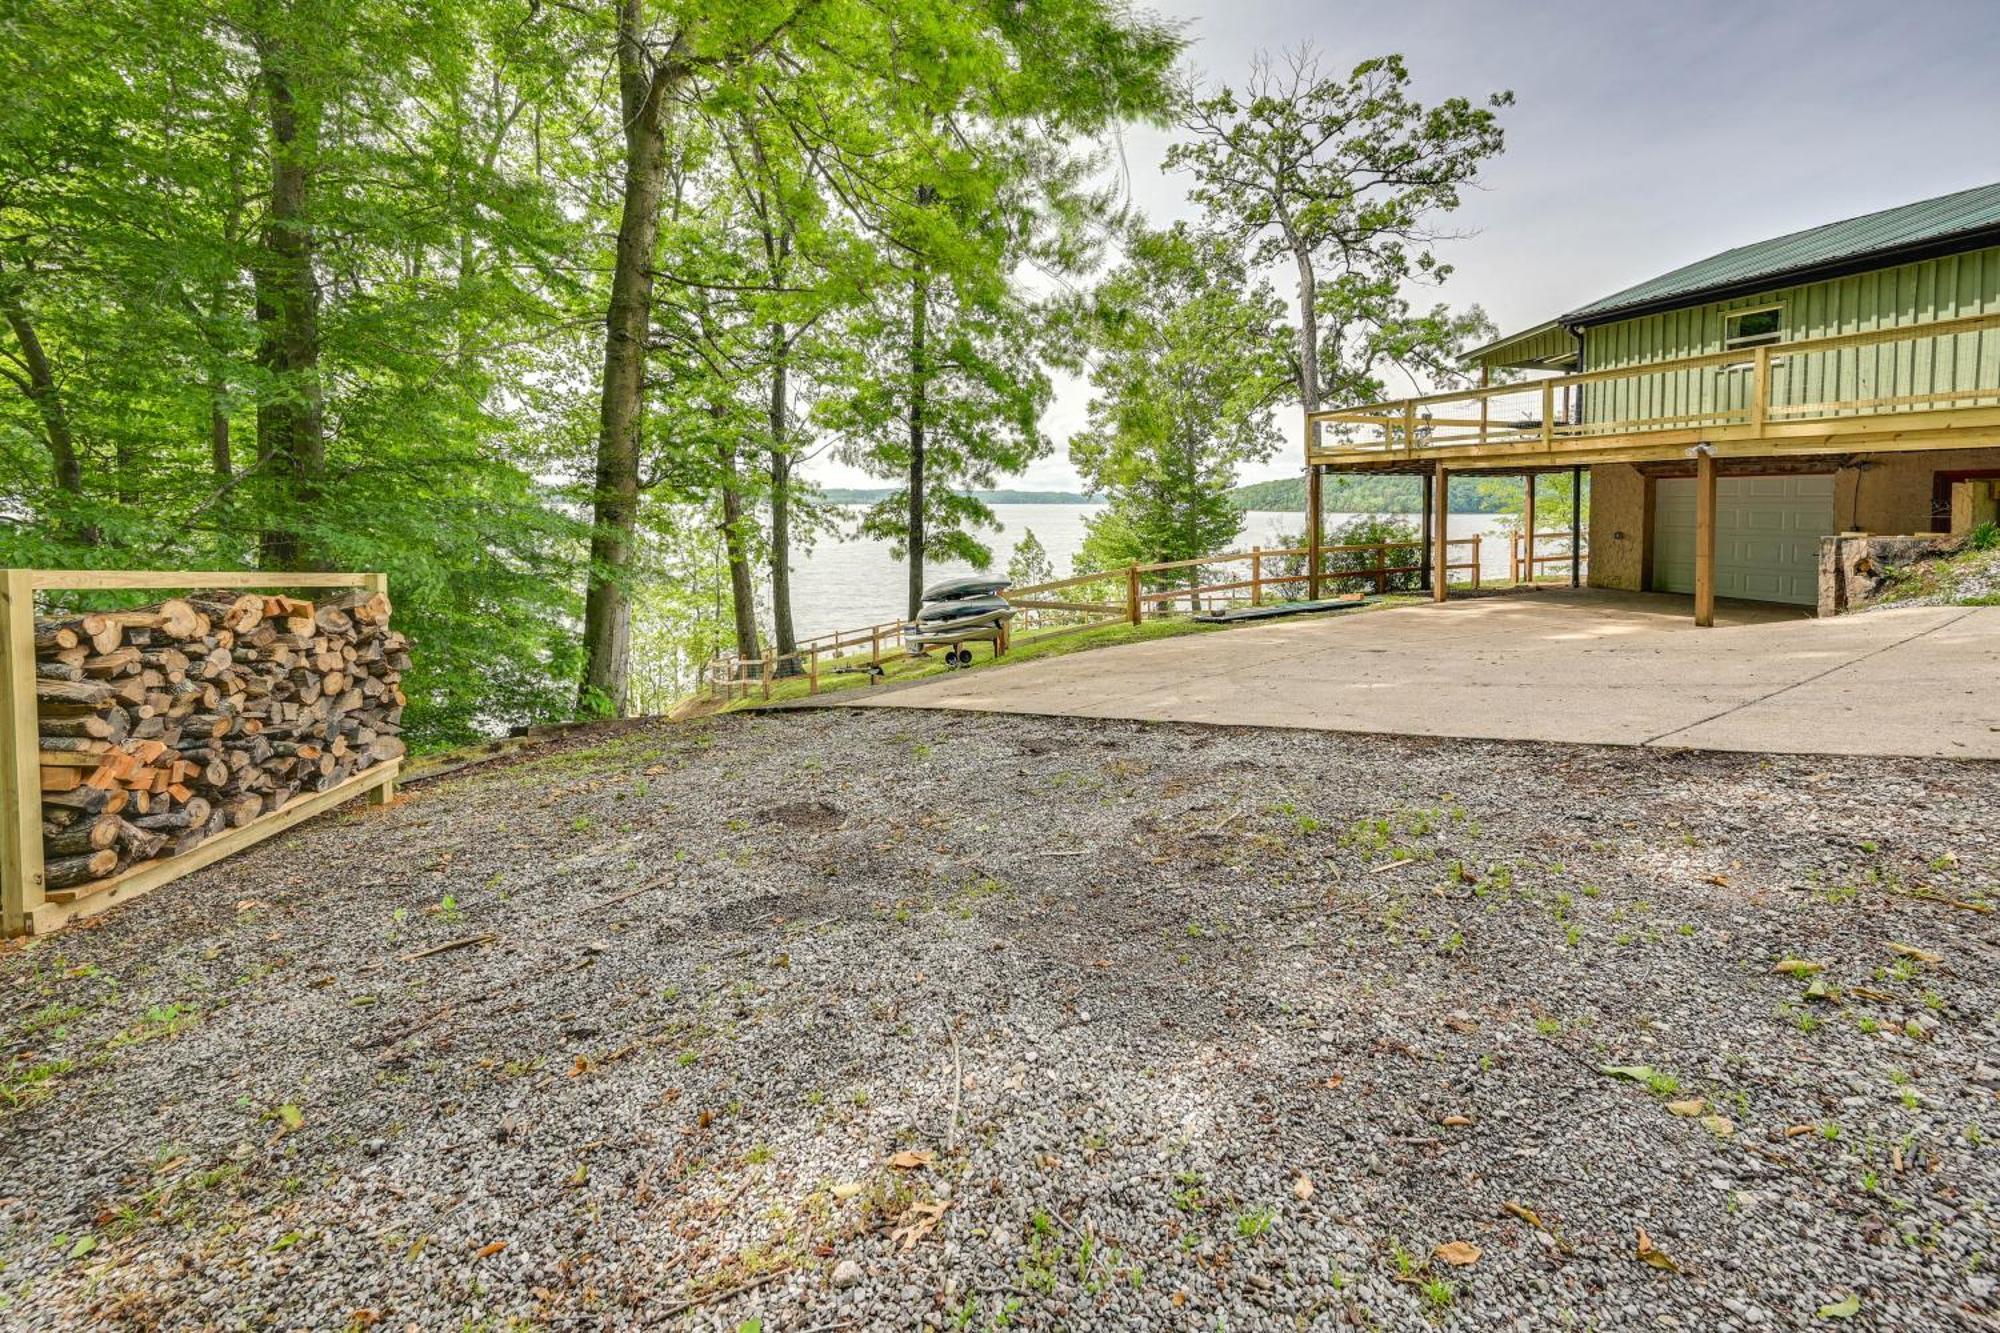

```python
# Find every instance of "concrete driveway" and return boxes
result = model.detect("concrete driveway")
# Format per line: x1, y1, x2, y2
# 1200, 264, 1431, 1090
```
849, 589, 2000, 759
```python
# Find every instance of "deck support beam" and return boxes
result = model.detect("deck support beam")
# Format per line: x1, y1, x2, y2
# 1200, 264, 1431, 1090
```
1523, 472, 1537, 587
1420, 467, 1435, 591
1306, 465, 1323, 600
1570, 466, 1583, 588
1433, 463, 1450, 603
1694, 449, 1717, 627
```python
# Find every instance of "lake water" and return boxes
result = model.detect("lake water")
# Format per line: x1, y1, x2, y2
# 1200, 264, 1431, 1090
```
785, 505, 1519, 640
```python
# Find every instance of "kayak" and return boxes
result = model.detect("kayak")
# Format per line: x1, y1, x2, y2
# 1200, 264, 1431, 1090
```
920, 575, 1010, 603
915, 593, 1011, 624
904, 611, 1013, 647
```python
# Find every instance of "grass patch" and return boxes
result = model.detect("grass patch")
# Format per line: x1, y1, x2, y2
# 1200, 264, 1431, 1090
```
722, 598, 1427, 711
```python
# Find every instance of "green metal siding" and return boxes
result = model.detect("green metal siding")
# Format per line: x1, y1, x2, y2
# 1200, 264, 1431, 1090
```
1580, 244, 2000, 428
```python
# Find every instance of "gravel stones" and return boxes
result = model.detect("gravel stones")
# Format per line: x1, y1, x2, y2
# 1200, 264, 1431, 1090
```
0, 709, 1994, 1330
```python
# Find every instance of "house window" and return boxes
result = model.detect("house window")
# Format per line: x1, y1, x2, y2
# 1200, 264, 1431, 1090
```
1723, 307, 1783, 350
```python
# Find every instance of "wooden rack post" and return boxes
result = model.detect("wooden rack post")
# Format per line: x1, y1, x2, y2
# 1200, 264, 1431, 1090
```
1, 569, 399, 938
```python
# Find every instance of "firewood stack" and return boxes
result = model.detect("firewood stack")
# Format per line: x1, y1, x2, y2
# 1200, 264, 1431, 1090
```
33, 590, 408, 897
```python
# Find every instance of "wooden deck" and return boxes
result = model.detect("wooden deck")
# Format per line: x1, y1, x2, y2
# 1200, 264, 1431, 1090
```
1308, 309, 2000, 473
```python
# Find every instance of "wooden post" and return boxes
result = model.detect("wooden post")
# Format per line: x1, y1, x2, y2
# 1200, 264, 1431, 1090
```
1478, 365, 1490, 445
1433, 463, 1450, 603
870, 625, 881, 667
1471, 533, 1482, 590
1404, 401, 1418, 456
762, 650, 774, 699
1540, 381, 1554, 451
1306, 466, 1323, 600
808, 647, 819, 696
1251, 547, 1263, 606
1419, 466, 1435, 592
1750, 344, 1771, 434
1523, 473, 1537, 586
1694, 450, 1717, 626
363, 572, 395, 805
0, 570, 42, 936
1126, 564, 1141, 625
1570, 466, 1583, 588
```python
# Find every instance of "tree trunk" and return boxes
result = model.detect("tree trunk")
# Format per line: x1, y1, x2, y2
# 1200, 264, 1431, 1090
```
0, 276, 93, 543
717, 425, 761, 664
766, 323, 799, 676
579, 0, 676, 715
252, 29, 327, 572
905, 268, 930, 620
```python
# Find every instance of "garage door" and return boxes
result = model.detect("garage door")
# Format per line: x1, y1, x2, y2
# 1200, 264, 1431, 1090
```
1652, 474, 1834, 606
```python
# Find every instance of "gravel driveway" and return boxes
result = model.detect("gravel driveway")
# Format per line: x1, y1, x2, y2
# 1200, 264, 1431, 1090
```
1, 710, 1995, 1331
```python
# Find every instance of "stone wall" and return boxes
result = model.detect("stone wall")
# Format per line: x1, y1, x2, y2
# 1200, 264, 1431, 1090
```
1585, 463, 1647, 591
1817, 533, 1965, 616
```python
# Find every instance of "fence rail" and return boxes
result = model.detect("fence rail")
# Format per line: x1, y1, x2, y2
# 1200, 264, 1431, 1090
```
702, 536, 1497, 702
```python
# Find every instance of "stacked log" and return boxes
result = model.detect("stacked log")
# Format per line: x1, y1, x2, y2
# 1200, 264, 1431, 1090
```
32, 590, 408, 897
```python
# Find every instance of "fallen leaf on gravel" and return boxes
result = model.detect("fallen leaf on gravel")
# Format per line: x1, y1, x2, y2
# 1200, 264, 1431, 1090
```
1785, 1125, 1817, 1137
890, 1199, 946, 1251
888, 1150, 934, 1171
1634, 1228, 1680, 1272
1441, 1114, 1474, 1127
1705, 874, 1731, 887
1323, 1074, 1345, 1090
1441, 1014, 1478, 1033
1700, 1114, 1735, 1137
1773, 959, 1823, 976
1666, 1099, 1705, 1117
67, 1235, 96, 1259
475, 1241, 507, 1259
1599, 1064, 1663, 1086
831, 1182, 863, 1200
1886, 942, 1942, 964
1293, 1173, 1313, 1200
1435, 1241, 1481, 1266
1502, 1201, 1543, 1229
1847, 985, 1896, 1002
1817, 1293, 1861, 1319
275, 1103, 304, 1133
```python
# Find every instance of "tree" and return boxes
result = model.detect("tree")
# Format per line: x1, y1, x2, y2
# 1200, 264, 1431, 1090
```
1167, 52, 1510, 418
1007, 528, 1054, 587
1070, 224, 1291, 574
576, 0, 1180, 699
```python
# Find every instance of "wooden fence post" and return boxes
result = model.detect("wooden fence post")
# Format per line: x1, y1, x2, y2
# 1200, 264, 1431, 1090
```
1126, 564, 1141, 625
808, 647, 819, 696
1251, 547, 1263, 606
1, 570, 43, 936
363, 572, 395, 804
870, 625, 881, 667
762, 650, 774, 700
1471, 533, 1483, 590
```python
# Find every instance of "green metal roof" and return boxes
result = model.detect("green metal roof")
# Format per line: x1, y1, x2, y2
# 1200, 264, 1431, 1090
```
1459, 320, 1579, 370
1562, 181, 2000, 325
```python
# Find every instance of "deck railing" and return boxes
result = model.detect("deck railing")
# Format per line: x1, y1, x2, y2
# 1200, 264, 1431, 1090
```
702, 537, 1489, 701
1310, 309, 2000, 465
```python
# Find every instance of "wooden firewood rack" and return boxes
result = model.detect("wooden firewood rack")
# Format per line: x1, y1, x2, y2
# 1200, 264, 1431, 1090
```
0, 569, 400, 937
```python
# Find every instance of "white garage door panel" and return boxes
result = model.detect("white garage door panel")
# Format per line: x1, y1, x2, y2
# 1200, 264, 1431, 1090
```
1653, 474, 1834, 606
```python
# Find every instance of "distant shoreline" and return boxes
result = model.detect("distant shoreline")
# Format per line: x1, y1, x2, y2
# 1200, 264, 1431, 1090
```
818, 475, 1518, 515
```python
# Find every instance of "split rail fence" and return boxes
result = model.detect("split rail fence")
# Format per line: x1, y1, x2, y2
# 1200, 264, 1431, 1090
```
707, 536, 1487, 700
1, 569, 401, 937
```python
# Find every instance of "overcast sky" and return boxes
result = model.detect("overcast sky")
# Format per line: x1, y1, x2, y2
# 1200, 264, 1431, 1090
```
809, 0, 2000, 492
